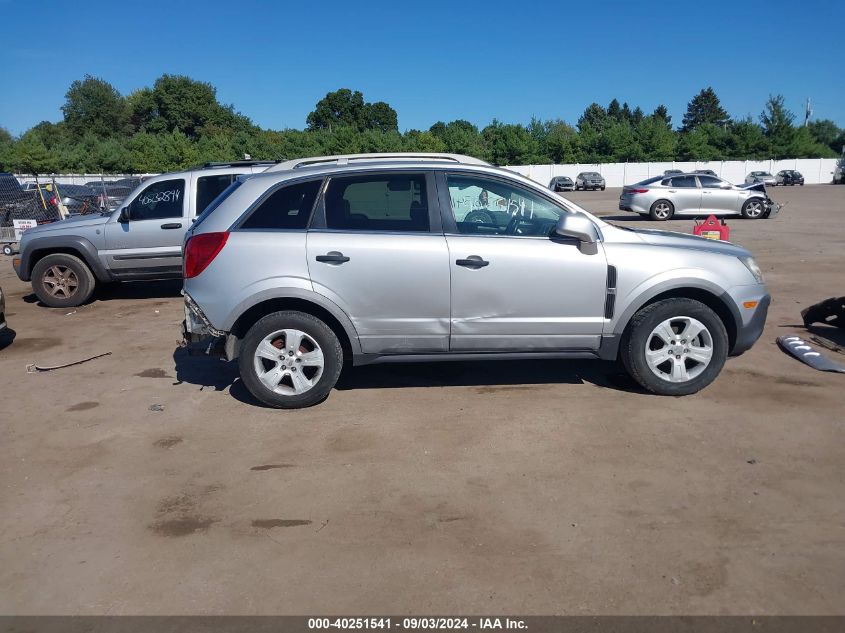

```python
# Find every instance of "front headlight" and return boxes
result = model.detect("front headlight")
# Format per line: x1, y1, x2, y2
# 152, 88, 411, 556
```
739, 256, 764, 283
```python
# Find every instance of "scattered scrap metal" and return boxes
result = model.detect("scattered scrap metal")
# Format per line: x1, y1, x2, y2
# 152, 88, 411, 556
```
801, 296, 845, 330
26, 351, 112, 373
777, 336, 845, 374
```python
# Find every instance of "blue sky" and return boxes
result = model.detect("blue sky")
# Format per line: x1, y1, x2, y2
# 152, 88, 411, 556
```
1, 0, 842, 135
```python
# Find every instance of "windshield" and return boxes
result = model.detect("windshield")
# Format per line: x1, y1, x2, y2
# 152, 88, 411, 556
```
191, 178, 244, 230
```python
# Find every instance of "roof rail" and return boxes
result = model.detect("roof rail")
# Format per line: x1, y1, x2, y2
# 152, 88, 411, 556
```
265, 153, 490, 172
191, 160, 281, 170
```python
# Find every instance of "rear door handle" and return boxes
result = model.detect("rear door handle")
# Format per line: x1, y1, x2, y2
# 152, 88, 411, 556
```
316, 252, 350, 264
456, 256, 489, 268
161, 222, 182, 229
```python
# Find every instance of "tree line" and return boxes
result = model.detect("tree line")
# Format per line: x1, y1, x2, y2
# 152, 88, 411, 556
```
0, 76, 842, 175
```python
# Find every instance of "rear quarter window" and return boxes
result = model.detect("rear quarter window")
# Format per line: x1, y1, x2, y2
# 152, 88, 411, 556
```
240, 179, 322, 230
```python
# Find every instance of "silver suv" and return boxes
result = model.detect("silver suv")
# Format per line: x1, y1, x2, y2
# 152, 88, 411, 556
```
182, 153, 770, 408
12, 161, 275, 307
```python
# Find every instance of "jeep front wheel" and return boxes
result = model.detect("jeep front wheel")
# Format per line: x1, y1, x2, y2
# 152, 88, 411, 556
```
239, 310, 343, 409
31, 253, 96, 308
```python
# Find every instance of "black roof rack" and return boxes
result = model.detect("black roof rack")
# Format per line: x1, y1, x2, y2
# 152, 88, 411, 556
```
191, 160, 282, 170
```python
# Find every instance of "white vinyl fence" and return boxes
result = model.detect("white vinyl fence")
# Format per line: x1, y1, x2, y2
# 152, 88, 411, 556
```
14, 158, 841, 188
506, 158, 840, 187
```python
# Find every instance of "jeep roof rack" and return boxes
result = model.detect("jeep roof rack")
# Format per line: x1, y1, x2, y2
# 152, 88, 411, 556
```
265, 153, 490, 172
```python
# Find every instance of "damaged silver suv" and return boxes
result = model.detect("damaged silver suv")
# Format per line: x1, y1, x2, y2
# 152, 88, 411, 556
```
182, 153, 769, 408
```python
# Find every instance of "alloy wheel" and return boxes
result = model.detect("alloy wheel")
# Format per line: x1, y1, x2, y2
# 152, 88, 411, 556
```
745, 200, 764, 218
43, 265, 79, 299
253, 329, 325, 395
653, 202, 672, 219
644, 316, 713, 383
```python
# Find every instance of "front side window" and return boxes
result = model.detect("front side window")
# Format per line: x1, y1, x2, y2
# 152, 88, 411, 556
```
196, 174, 236, 215
128, 178, 185, 221
241, 179, 321, 230
324, 174, 429, 232
670, 175, 698, 188
447, 174, 564, 237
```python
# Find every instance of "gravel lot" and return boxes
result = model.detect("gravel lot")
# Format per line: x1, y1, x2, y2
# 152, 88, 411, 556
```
0, 185, 843, 615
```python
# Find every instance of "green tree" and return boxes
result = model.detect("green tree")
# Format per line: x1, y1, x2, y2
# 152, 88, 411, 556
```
607, 99, 622, 122
635, 116, 677, 161
62, 75, 129, 139
542, 120, 581, 163
362, 102, 399, 133
652, 105, 672, 128
481, 121, 538, 164
14, 129, 55, 173
726, 118, 769, 159
306, 89, 398, 132
760, 94, 796, 158
682, 87, 729, 131
429, 120, 484, 157
0, 127, 16, 171
807, 119, 841, 152
578, 103, 608, 132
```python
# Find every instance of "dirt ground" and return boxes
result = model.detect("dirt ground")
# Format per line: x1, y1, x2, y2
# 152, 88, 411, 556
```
0, 185, 843, 615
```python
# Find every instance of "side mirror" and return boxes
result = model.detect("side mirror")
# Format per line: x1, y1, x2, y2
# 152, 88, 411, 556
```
118, 207, 130, 223
554, 213, 598, 244
720, 182, 732, 189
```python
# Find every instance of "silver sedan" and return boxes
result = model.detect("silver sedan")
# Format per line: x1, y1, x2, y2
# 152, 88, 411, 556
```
745, 171, 777, 186
619, 173, 773, 221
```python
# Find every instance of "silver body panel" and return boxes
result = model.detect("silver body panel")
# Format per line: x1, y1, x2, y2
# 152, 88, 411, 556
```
182, 157, 769, 364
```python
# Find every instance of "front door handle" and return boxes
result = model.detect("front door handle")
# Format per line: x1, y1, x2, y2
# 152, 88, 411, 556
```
456, 256, 489, 268
316, 252, 350, 264
161, 222, 183, 229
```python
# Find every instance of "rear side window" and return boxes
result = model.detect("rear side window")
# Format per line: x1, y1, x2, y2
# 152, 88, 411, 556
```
241, 179, 321, 230
196, 174, 236, 215
698, 175, 723, 188
324, 174, 429, 232
670, 175, 698, 188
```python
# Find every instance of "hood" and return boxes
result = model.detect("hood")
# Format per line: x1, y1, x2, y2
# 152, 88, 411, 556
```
738, 182, 767, 193
23, 212, 110, 236
628, 227, 751, 258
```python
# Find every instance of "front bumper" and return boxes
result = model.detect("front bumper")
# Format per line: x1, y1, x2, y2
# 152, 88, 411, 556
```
731, 293, 770, 356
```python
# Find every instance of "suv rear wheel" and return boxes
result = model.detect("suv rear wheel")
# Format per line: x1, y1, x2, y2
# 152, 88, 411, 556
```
31, 253, 95, 308
620, 298, 728, 396
239, 310, 343, 409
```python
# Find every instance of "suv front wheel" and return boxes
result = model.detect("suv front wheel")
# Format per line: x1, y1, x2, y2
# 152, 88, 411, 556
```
620, 298, 728, 396
239, 310, 343, 409
31, 253, 96, 308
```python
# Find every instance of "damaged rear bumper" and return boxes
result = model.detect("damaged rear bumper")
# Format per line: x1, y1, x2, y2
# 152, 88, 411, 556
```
181, 292, 226, 357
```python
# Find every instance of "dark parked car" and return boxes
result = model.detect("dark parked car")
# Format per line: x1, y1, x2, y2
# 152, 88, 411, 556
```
549, 176, 575, 192
663, 169, 683, 176
695, 169, 718, 177
85, 178, 143, 211
776, 170, 804, 186
40, 184, 100, 215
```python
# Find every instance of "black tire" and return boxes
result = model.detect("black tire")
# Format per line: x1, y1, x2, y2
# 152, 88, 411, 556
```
601, 186, 606, 191
239, 310, 343, 409
620, 298, 728, 396
2, 244, 13, 257
649, 199, 674, 221
31, 253, 95, 308
464, 210, 495, 225
741, 197, 765, 219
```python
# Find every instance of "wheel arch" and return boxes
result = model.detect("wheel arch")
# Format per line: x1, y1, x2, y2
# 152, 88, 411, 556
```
21, 236, 110, 282
226, 293, 361, 361
613, 285, 739, 353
